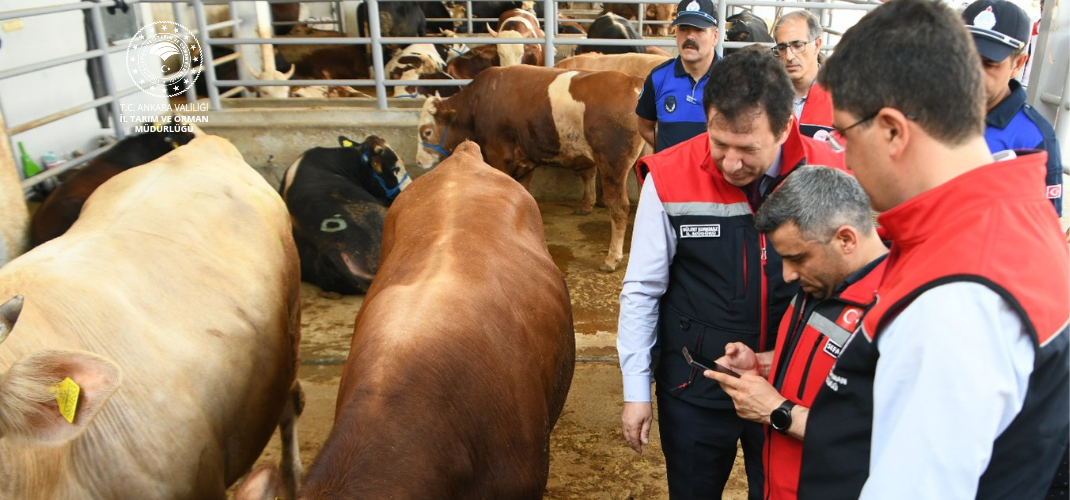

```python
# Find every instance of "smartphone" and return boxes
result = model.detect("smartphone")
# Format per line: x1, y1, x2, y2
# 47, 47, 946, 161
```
682, 347, 741, 378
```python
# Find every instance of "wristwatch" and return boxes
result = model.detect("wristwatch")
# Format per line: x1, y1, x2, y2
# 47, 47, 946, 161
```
770, 400, 797, 434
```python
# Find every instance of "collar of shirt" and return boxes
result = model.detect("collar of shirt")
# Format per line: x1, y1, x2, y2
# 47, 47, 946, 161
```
986, 79, 1028, 130
762, 149, 784, 192
672, 53, 722, 84
833, 253, 888, 296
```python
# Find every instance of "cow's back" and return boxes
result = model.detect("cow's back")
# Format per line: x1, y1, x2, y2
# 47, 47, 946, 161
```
460, 65, 643, 169
556, 52, 669, 79
301, 141, 574, 499
0, 136, 300, 499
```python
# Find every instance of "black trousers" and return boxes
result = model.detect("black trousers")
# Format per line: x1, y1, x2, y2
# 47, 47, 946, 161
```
657, 390, 765, 500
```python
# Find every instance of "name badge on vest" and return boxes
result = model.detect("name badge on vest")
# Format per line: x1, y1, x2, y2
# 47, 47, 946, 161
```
664, 96, 677, 113
680, 224, 720, 238
823, 338, 843, 358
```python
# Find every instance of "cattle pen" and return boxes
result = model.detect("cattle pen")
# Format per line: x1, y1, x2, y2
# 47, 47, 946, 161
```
0, 0, 1068, 499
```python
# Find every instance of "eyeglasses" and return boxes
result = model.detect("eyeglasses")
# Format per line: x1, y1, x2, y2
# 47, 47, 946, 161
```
772, 39, 813, 56
828, 111, 879, 152
827, 110, 917, 152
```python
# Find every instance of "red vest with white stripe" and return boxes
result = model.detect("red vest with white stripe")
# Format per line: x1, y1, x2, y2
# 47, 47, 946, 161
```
764, 256, 886, 500
638, 125, 844, 409
799, 151, 1070, 500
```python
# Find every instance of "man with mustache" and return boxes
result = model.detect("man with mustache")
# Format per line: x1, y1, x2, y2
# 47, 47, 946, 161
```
635, 0, 721, 154
619, 50, 843, 500
772, 10, 833, 140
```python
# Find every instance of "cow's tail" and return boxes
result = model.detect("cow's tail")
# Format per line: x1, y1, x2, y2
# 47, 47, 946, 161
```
279, 380, 305, 498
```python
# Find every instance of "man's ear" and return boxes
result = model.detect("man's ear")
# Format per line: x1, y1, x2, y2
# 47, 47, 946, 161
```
834, 224, 860, 254
1011, 52, 1029, 78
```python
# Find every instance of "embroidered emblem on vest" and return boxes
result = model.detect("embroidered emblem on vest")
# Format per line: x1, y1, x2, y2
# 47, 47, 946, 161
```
1047, 184, 1062, 199
823, 338, 843, 358
665, 95, 677, 113
680, 224, 720, 238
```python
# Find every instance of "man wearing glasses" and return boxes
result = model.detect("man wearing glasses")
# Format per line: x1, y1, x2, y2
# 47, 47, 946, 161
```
795, 0, 1069, 498
636, 0, 721, 154
772, 11, 833, 140
962, 0, 1063, 216
619, 50, 843, 500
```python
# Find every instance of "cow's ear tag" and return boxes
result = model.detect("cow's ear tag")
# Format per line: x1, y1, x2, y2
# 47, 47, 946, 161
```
341, 139, 355, 148
50, 377, 81, 424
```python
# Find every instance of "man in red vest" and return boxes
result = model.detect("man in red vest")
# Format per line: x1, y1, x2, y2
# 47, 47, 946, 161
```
794, 0, 1069, 499
704, 166, 888, 500
772, 10, 834, 140
618, 49, 842, 500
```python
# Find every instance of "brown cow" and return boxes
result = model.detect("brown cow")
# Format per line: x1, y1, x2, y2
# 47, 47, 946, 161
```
556, 52, 670, 78
445, 43, 499, 79
488, 8, 545, 66
238, 140, 575, 500
1, 136, 303, 499
416, 65, 645, 271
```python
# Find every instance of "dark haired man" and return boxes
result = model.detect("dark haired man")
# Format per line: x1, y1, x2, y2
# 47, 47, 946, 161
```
796, 0, 1069, 498
705, 166, 888, 500
618, 50, 842, 500
636, 0, 721, 153
962, 0, 1063, 216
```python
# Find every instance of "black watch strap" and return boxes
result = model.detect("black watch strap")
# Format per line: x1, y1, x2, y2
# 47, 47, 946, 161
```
771, 400, 797, 434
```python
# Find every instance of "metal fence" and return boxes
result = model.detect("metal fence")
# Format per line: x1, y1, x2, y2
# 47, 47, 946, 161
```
1, 0, 1065, 190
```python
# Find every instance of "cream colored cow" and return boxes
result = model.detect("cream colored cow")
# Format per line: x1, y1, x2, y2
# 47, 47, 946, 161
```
0, 136, 303, 500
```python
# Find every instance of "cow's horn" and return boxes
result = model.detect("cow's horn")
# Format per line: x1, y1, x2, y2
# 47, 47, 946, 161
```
243, 60, 262, 79
0, 295, 25, 347
282, 64, 296, 80
487, 24, 498, 37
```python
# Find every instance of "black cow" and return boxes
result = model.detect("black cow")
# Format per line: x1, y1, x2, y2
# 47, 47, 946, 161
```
451, 1, 523, 33
30, 127, 195, 246
417, 1, 457, 36
576, 13, 643, 55
725, 11, 773, 54
280, 135, 411, 294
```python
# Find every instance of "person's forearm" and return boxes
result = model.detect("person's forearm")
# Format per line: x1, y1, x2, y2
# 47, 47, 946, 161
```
786, 404, 808, 440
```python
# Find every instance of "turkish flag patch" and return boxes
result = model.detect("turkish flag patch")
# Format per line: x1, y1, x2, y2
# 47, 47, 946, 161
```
835, 306, 864, 332
1047, 185, 1062, 199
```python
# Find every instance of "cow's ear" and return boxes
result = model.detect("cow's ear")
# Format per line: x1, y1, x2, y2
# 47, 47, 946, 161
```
338, 136, 356, 148
0, 350, 121, 445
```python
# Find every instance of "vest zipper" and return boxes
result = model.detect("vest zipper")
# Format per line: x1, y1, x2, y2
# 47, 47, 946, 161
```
759, 233, 769, 351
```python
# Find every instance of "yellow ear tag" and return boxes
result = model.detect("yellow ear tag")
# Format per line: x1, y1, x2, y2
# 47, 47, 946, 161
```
341, 139, 354, 148
51, 377, 80, 424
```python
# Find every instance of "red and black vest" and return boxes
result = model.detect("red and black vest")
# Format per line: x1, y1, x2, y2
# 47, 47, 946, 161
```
764, 255, 886, 500
799, 151, 1070, 500
797, 83, 834, 141
637, 125, 844, 409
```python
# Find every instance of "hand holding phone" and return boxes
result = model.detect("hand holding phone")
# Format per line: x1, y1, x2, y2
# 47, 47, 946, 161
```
682, 347, 741, 378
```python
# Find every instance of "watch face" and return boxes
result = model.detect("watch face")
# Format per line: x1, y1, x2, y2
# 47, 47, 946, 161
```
771, 403, 793, 432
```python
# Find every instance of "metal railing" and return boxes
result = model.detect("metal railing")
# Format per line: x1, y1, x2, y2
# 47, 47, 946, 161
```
0, 0, 885, 190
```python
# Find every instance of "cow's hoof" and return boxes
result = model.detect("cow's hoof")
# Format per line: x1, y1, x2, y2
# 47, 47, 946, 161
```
599, 260, 620, 273
574, 207, 593, 216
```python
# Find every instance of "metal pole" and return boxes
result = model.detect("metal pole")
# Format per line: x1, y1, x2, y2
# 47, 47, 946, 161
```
193, 0, 222, 109
544, 0, 556, 66
182, 2, 200, 103
367, 0, 388, 110
88, 3, 125, 139
466, 0, 474, 34
716, 0, 727, 57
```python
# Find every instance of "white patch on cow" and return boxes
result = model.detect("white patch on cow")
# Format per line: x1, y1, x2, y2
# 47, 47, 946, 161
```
416, 97, 444, 169
548, 72, 594, 160
496, 31, 526, 67
281, 155, 303, 201
501, 16, 536, 33
321, 216, 347, 233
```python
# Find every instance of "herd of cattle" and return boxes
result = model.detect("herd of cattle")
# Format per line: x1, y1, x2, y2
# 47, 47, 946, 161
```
0, 4, 786, 497
225, 1, 772, 99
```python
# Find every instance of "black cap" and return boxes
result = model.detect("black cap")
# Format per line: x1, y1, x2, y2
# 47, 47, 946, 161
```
673, 0, 718, 29
962, 0, 1031, 62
